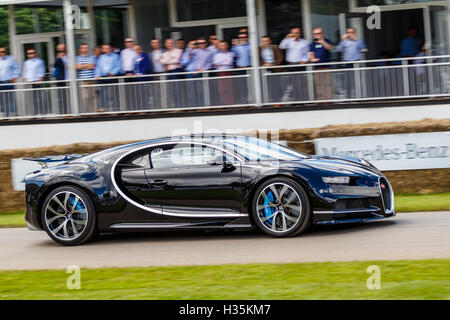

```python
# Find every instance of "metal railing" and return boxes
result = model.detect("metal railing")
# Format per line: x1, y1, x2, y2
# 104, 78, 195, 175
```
261, 55, 450, 104
0, 55, 449, 120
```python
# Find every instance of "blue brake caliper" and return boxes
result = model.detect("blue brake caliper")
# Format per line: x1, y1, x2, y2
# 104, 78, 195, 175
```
264, 191, 275, 224
70, 197, 85, 217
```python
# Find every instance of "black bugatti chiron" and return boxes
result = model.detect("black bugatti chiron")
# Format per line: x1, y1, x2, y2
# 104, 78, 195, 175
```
24, 135, 395, 245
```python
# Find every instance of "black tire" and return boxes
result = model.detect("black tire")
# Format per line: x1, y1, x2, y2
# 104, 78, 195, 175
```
251, 177, 311, 237
41, 185, 97, 246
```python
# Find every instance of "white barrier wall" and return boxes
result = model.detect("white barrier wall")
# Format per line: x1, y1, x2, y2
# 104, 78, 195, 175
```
1, 103, 449, 151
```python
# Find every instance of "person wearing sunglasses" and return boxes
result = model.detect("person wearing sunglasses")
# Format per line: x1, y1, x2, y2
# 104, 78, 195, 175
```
23, 49, 45, 83
208, 35, 219, 54
121, 37, 137, 76
0, 47, 20, 117
23, 49, 46, 115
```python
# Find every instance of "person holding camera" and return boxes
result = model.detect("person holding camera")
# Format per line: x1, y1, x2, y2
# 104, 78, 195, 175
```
279, 28, 309, 66
336, 28, 366, 62
309, 27, 333, 101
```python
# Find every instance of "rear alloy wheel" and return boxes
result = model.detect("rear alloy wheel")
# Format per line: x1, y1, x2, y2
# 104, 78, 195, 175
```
41, 186, 97, 246
252, 177, 311, 237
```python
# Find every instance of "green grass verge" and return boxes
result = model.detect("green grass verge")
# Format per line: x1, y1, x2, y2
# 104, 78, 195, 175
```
0, 259, 448, 300
394, 192, 450, 212
0, 211, 26, 228
0, 192, 449, 228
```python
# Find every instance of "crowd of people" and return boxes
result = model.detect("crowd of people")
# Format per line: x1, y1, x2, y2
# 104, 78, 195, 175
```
0, 26, 428, 114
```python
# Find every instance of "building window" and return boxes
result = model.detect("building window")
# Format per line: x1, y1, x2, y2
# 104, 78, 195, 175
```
176, 0, 246, 22
265, 0, 302, 44
14, 6, 64, 35
95, 8, 126, 48
310, 0, 348, 45
0, 6, 8, 48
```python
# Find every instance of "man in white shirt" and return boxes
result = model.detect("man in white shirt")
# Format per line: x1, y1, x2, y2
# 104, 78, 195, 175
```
279, 28, 309, 65
279, 28, 310, 102
120, 37, 138, 76
150, 39, 165, 74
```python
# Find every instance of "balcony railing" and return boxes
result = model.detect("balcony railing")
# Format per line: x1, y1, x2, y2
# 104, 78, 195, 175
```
0, 55, 449, 120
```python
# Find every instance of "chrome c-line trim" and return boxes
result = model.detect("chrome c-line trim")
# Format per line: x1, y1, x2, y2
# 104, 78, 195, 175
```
110, 140, 247, 218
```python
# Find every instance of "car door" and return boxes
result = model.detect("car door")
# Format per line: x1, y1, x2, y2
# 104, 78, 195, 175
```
118, 148, 162, 214
144, 143, 244, 217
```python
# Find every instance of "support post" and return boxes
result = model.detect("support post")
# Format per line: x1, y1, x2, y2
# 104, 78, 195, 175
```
8, 5, 17, 58
63, 0, 80, 115
87, 0, 97, 50
246, 0, 263, 106
127, 0, 137, 39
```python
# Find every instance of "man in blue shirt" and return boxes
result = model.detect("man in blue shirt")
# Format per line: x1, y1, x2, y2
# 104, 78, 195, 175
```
401, 27, 422, 57
0, 47, 20, 117
95, 44, 122, 112
23, 49, 47, 115
232, 32, 251, 68
336, 28, 366, 98
336, 28, 366, 62
309, 27, 334, 101
95, 44, 121, 78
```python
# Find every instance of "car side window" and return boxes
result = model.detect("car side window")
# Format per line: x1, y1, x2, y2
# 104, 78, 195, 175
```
150, 144, 236, 169
122, 151, 151, 168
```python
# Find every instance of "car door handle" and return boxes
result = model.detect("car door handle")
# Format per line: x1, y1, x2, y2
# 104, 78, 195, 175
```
148, 179, 167, 186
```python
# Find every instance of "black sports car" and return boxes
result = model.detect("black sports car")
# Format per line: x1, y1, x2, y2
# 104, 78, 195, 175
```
24, 135, 395, 245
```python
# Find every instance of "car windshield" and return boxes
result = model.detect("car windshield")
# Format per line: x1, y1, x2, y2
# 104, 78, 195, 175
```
216, 136, 309, 161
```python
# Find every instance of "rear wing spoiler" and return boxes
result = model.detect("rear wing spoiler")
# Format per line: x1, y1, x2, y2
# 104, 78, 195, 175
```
23, 154, 86, 169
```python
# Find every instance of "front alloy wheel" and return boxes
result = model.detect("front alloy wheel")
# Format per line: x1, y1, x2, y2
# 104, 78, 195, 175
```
41, 186, 97, 245
252, 177, 311, 237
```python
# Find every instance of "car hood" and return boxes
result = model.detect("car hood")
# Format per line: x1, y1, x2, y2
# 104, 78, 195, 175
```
279, 155, 380, 176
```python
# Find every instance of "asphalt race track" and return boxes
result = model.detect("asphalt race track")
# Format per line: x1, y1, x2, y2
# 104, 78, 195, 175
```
0, 211, 449, 270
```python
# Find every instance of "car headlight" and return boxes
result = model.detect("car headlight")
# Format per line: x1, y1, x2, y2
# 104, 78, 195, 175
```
322, 176, 350, 184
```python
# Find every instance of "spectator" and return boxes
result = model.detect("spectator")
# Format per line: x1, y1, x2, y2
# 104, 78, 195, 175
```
53, 43, 69, 81
401, 27, 422, 58
259, 35, 283, 68
232, 32, 251, 68
309, 27, 333, 101
208, 34, 219, 54
150, 39, 165, 74
95, 44, 121, 78
336, 28, 366, 98
186, 37, 214, 74
133, 44, 152, 77
176, 39, 186, 51
23, 49, 45, 83
23, 48, 46, 115
93, 45, 102, 61
53, 43, 69, 113
0, 46, 20, 117
181, 41, 198, 78
336, 28, 366, 62
95, 44, 121, 112
132, 44, 153, 110
76, 43, 96, 113
75, 43, 96, 79
159, 39, 183, 79
121, 37, 137, 76
213, 40, 235, 105
279, 27, 309, 66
